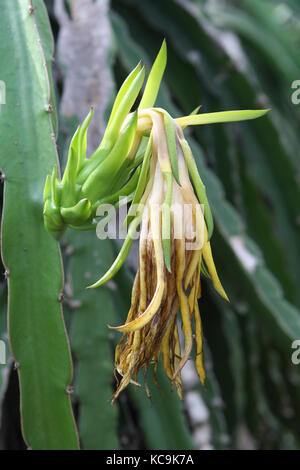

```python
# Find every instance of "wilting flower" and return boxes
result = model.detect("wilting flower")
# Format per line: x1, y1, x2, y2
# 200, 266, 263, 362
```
90, 97, 267, 402
107, 110, 229, 402
43, 40, 268, 402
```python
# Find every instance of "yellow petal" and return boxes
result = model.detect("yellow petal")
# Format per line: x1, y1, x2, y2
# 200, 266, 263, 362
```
194, 302, 205, 384
202, 241, 229, 302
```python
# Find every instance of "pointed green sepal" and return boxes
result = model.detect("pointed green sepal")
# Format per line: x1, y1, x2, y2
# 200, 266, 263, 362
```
162, 171, 173, 273
101, 67, 144, 150
61, 198, 92, 226
51, 165, 61, 208
107, 61, 142, 128
163, 111, 180, 185
181, 105, 202, 130
176, 109, 270, 128
123, 133, 152, 228
139, 40, 167, 109
200, 259, 211, 279
43, 199, 66, 240
88, 215, 142, 288
81, 111, 138, 202
61, 146, 78, 208
43, 174, 51, 204
91, 166, 141, 212
78, 107, 95, 169
180, 138, 214, 238
77, 66, 146, 185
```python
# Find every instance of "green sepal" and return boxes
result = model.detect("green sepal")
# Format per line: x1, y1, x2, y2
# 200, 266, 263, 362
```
99, 66, 144, 152
139, 40, 167, 109
124, 133, 152, 228
179, 138, 214, 239
88, 215, 142, 289
107, 61, 142, 128
176, 109, 270, 128
109, 159, 136, 195
60, 198, 92, 226
51, 165, 60, 208
162, 171, 173, 273
77, 66, 145, 184
61, 146, 78, 208
163, 111, 180, 185
91, 166, 141, 213
201, 259, 211, 279
81, 111, 138, 202
43, 199, 66, 240
181, 105, 201, 130
78, 107, 95, 169
127, 143, 147, 171
43, 174, 51, 204
69, 222, 97, 232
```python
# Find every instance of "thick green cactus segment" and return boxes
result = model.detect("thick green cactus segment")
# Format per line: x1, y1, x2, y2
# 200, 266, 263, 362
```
0, 0, 79, 449
197, 344, 229, 449
0, 284, 8, 418
67, 234, 120, 450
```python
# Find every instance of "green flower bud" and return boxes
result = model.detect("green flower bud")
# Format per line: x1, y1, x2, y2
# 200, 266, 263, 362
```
43, 199, 66, 240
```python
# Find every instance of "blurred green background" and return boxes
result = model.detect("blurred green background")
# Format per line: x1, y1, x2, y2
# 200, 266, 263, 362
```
1, 0, 300, 450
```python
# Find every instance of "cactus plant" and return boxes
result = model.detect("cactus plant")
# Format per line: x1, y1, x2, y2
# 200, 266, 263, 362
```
66, 233, 120, 450
43, 33, 267, 405
0, 0, 78, 449
0, 0, 299, 451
